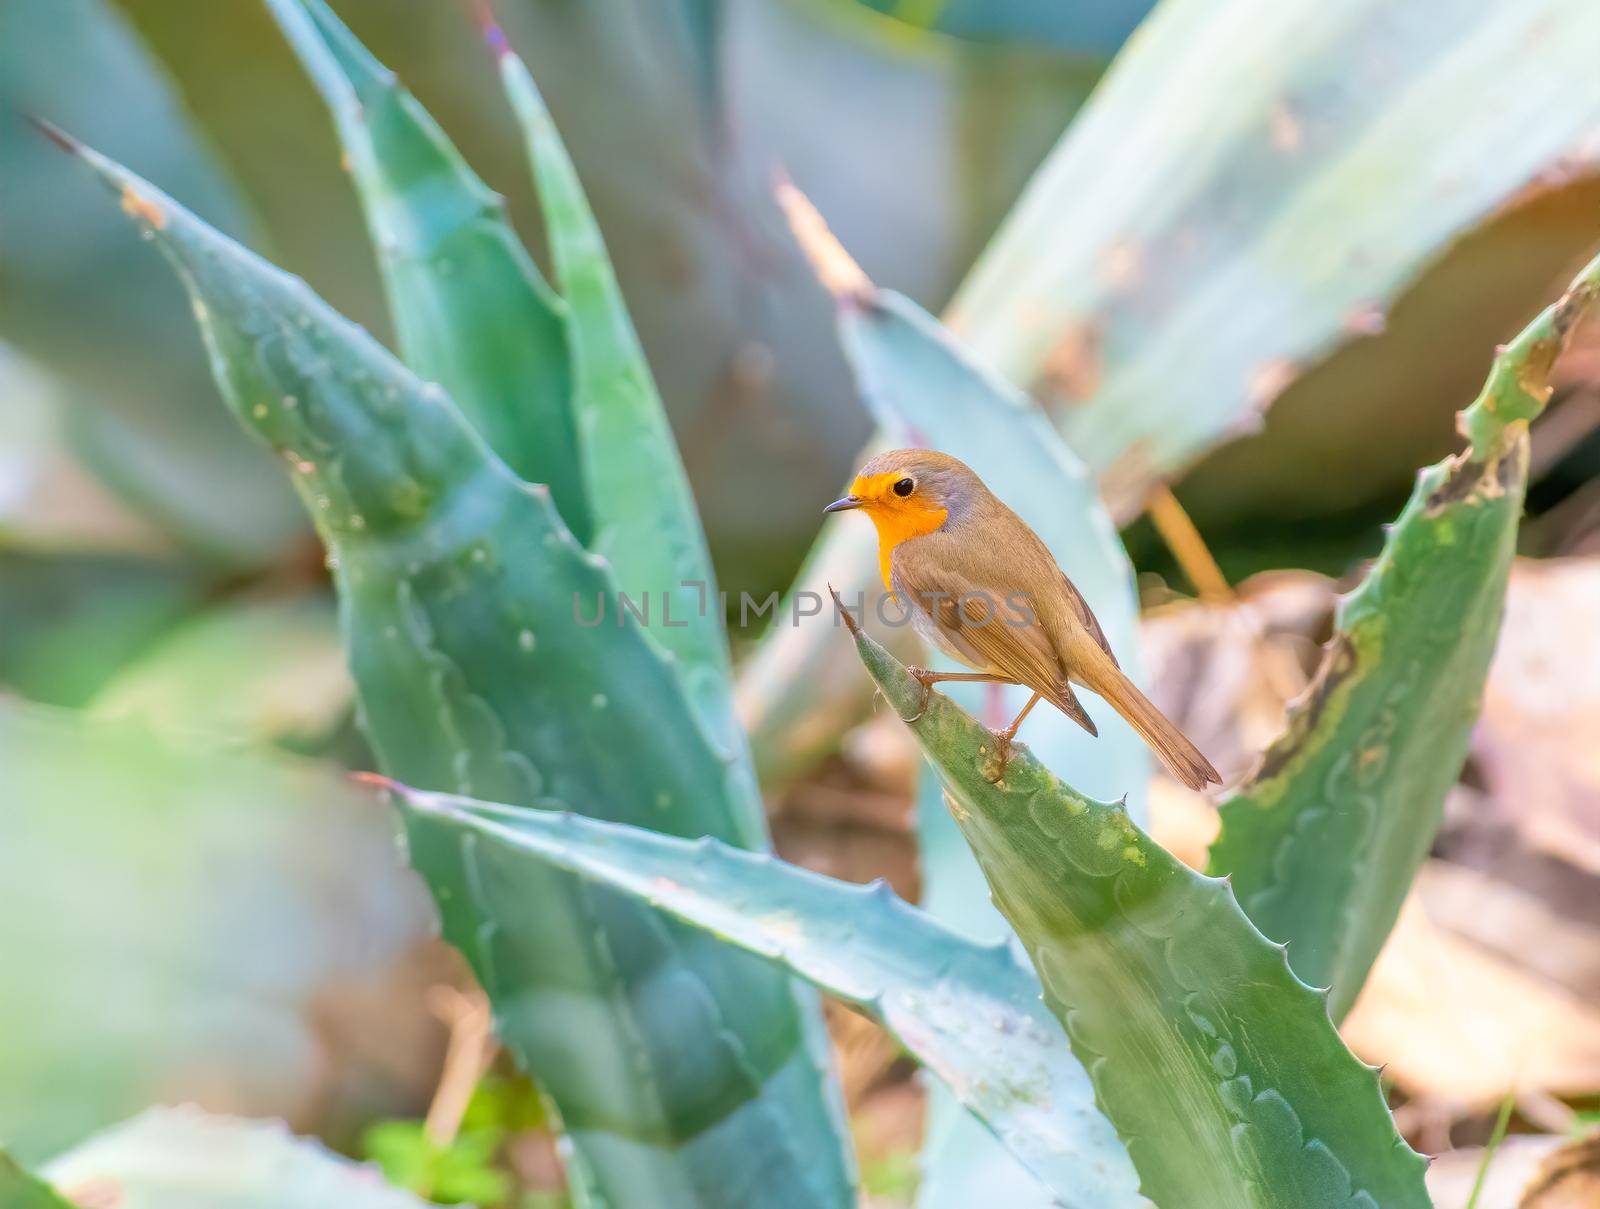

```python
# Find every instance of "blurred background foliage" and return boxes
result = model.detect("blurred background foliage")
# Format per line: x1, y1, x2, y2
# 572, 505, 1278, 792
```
3, 0, 1600, 1205
9, 0, 1600, 602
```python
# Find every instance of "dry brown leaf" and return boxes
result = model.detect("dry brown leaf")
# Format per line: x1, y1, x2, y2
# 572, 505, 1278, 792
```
1427, 1135, 1566, 1209
1418, 859, 1600, 1002
1519, 1133, 1600, 1208
1141, 569, 1336, 784
1343, 885, 1600, 1107
1147, 777, 1219, 871
1472, 557, 1600, 875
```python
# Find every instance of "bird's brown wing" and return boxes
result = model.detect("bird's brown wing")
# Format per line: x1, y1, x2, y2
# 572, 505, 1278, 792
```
1059, 571, 1117, 667
893, 547, 1098, 736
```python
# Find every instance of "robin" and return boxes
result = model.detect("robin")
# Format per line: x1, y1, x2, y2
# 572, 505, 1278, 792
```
826, 449, 1221, 790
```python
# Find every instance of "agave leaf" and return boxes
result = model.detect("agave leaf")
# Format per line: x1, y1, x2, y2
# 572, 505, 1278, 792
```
262, 0, 589, 541
951, 0, 1600, 515
914, 1108, 1085, 1209
1208, 248, 1600, 1021
0, 0, 303, 565
915, 769, 1062, 1209
843, 614, 1430, 1208
493, 32, 743, 750
40, 1108, 434, 1208
61, 138, 853, 1206
389, 784, 1146, 1209
0, 699, 431, 1164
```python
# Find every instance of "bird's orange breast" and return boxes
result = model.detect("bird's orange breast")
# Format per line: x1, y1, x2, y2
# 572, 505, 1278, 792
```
865, 503, 948, 591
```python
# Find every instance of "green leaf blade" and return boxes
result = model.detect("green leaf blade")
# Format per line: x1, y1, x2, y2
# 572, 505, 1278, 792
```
67, 141, 854, 1208
1209, 450, 1523, 1019
263, 0, 589, 541
1208, 249, 1600, 1020
495, 38, 740, 750
844, 621, 1429, 1209
391, 786, 1147, 1209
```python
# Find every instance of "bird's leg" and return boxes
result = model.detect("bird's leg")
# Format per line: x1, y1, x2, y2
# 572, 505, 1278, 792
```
991, 693, 1043, 776
904, 668, 1014, 719
905, 669, 1010, 686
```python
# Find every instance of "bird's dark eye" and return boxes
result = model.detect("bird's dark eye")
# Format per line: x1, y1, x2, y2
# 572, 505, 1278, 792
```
893, 477, 914, 497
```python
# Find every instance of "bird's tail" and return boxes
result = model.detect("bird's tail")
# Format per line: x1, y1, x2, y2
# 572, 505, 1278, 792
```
1095, 670, 1221, 791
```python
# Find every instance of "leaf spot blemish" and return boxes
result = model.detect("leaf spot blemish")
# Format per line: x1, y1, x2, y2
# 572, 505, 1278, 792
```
761, 913, 805, 946
1342, 301, 1387, 336
1269, 99, 1302, 153
1038, 319, 1103, 402
61, 1177, 123, 1209
119, 186, 166, 229
1098, 240, 1143, 292
1248, 359, 1299, 413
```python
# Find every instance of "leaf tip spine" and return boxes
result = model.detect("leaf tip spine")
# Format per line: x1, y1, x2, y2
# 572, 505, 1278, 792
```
466, 0, 512, 59
23, 112, 81, 156
349, 769, 400, 795
826, 584, 863, 639
773, 174, 874, 307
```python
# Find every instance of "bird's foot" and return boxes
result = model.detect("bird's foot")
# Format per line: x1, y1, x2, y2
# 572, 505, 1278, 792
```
980, 727, 1020, 785
904, 666, 937, 721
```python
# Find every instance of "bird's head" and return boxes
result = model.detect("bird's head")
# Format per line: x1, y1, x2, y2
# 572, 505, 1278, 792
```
823, 449, 980, 541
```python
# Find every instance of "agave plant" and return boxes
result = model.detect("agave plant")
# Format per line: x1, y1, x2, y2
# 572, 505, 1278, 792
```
40, 6, 858, 1205
7, 0, 1600, 1205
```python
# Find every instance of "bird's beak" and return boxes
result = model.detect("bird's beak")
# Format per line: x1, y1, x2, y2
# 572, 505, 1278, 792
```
823, 494, 863, 513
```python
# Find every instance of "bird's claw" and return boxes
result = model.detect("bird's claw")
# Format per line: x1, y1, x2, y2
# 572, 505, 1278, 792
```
984, 727, 1018, 784
903, 666, 936, 722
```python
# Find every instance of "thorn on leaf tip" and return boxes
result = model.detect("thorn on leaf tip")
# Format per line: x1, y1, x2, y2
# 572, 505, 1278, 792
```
25, 113, 80, 154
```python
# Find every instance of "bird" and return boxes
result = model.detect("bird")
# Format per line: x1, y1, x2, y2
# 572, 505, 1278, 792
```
825, 449, 1221, 790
